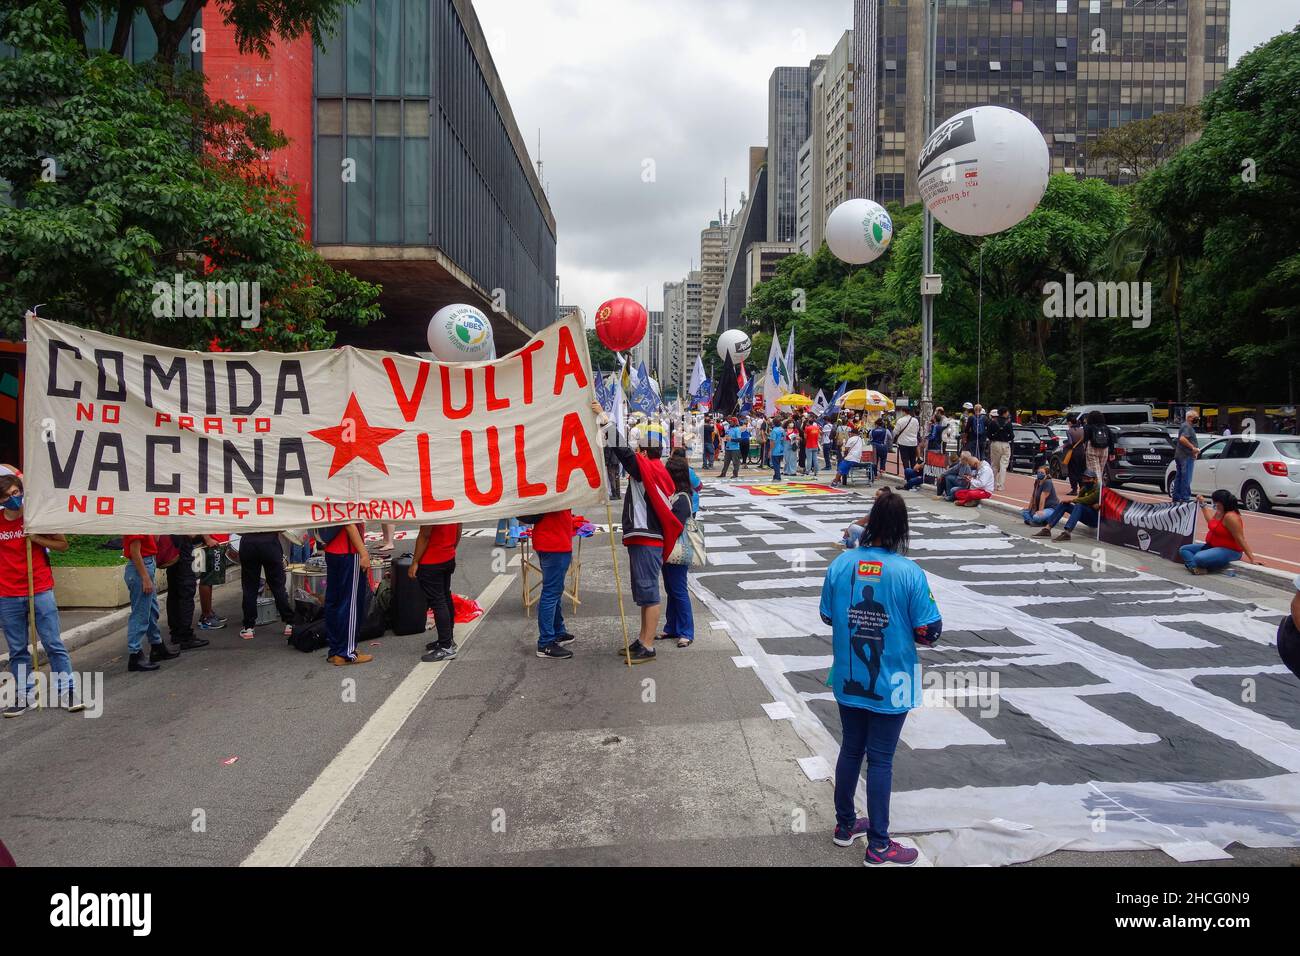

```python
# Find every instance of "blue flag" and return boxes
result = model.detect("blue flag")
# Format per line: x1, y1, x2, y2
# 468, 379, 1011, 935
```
829, 380, 847, 414
594, 368, 615, 413
631, 361, 659, 415
738, 376, 755, 414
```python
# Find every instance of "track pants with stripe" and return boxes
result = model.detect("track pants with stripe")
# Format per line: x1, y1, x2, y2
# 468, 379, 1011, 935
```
324, 552, 370, 660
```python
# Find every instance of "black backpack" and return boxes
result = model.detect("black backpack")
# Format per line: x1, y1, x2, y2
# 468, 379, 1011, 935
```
1088, 424, 1111, 448
289, 618, 328, 653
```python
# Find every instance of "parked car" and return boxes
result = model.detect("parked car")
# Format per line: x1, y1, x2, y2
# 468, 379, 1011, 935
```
1059, 403, 1154, 426
1162, 434, 1300, 512
1106, 426, 1176, 489
1021, 423, 1060, 457
1010, 427, 1052, 471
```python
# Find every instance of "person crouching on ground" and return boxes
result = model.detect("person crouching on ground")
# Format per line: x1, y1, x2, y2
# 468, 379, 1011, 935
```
320, 522, 373, 665
123, 533, 180, 672
410, 520, 461, 662
523, 510, 577, 660
0, 474, 84, 713
610, 412, 684, 665
820, 490, 940, 866
1034, 469, 1101, 541
1179, 491, 1261, 575
662, 455, 697, 648
1021, 467, 1060, 525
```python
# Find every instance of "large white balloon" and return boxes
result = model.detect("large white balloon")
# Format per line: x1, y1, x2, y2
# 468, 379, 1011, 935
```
917, 105, 1049, 236
716, 328, 752, 363
427, 303, 494, 362
825, 198, 894, 264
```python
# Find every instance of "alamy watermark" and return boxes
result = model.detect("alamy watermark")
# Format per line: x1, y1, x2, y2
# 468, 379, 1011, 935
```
151, 274, 261, 328
1042, 273, 1151, 328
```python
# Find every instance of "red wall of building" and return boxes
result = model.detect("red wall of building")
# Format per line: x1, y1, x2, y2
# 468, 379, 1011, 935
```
203, 21, 314, 239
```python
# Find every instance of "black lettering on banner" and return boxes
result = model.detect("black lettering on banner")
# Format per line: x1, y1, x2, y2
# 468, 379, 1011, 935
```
47, 430, 84, 488
226, 361, 261, 416
223, 440, 263, 494
276, 438, 313, 496
144, 355, 189, 413
95, 349, 127, 401
203, 359, 217, 415
198, 436, 209, 494
145, 435, 182, 493
47, 341, 82, 399
275, 361, 310, 415
88, 433, 128, 491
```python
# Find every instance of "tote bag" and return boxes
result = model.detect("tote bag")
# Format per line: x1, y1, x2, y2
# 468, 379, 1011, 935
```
666, 494, 708, 569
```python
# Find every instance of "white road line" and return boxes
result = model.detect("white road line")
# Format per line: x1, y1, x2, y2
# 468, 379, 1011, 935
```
240, 572, 517, 867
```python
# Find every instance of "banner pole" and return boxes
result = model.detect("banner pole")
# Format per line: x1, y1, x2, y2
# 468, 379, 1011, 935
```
25, 537, 38, 707
604, 498, 632, 667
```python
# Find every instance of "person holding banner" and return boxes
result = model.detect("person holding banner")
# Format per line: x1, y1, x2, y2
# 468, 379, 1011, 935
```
123, 534, 180, 672
0, 474, 83, 714
1179, 491, 1260, 574
320, 523, 373, 666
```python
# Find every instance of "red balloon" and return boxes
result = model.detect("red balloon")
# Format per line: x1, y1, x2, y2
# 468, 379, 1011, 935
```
594, 297, 647, 352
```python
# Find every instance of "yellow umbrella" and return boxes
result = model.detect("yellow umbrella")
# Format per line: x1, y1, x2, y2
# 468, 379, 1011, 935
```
775, 394, 813, 407
839, 388, 894, 412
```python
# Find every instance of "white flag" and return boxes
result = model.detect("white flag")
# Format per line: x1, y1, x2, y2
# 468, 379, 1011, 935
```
763, 330, 784, 416
812, 389, 828, 416
688, 355, 705, 399
785, 327, 797, 393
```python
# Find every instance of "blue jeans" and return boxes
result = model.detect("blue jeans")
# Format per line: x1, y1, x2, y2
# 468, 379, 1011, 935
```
771, 455, 783, 481
1064, 504, 1098, 530
662, 561, 693, 642
903, 467, 924, 490
1, 590, 75, 700
784, 445, 798, 474
536, 549, 572, 648
871, 445, 888, 481
124, 558, 162, 653
702, 446, 714, 470
1179, 542, 1242, 571
1021, 508, 1050, 525
835, 703, 907, 850
1173, 457, 1194, 501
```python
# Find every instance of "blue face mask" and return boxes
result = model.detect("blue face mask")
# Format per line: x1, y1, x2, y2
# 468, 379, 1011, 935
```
3, 494, 22, 511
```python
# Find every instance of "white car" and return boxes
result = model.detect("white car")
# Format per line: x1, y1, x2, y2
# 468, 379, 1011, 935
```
1163, 433, 1300, 512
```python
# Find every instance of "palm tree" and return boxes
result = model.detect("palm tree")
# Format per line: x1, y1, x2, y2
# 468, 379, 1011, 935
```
1107, 214, 1189, 403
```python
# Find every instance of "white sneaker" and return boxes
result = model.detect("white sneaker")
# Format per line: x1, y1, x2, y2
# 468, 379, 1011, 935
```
240, 627, 255, 640
284, 624, 294, 637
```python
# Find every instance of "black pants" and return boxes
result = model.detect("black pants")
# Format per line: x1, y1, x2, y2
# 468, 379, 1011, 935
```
604, 447, 621, 498
739, 439, 750, 465
417, 559, 456, 647
899, 445, 917, 471
239, 533, 293, 628
165, 558, 197, 643
720, 449, 741, 477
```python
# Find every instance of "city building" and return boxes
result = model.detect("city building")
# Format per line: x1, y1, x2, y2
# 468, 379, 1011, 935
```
817, 30, 855, 250
699, 218, 736, 327
640, 310, 664, 374
854, 0, 1231, 205
661, 280, 687, 395
766, 60, 824, 244
709, 158, 768, 334
796, 139, 815, 254
745, 243, 798, 299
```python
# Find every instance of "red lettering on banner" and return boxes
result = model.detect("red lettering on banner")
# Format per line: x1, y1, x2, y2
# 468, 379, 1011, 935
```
384, 357, 430, 422
461, 427, 503, 505
552, 325, 588, 394
554, 412, 600, 493
69, 495, 87, 514
205, 499, 225, 514
204, 417, 223, 434
155, 499, 168, 515
255, 419, 271, 433
155, 413, 171, 427
484, 365, 510, 412
518, 341, 544, 405
416, 434, 455, 512
76, 403, 93, 421
440, 365, 474, 419
178, 499, 195, 516
178, 416, 194, 431
513, 425, 547, 499
257, 498, 274, 514
103, 405, 120, 424
95, 497, 114, 514
232, 417, 247, 432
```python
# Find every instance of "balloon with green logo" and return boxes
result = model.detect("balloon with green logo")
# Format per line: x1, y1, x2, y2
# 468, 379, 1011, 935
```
427, 303, 495, 362
825, 198, 894, 265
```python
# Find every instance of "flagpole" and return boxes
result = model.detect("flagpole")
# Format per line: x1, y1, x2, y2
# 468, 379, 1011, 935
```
25, 537, 39, 707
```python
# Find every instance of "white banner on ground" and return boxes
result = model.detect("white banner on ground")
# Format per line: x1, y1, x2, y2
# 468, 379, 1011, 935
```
23, 314, 607, 533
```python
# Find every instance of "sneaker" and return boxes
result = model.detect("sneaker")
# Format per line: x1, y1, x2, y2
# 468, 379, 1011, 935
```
421, 646, 452, 663
616, 639, 646, 657
864, 840, 919, 866
833, 818, 872, 847
149, 642, 181, 662
283, 624, 294, 638
628, 643, 657, 664
176, 636, 210, 650
1054, 530, 1072, 542
536, 644, 574, 660
63, 695, 87, 714
3, 703, 27, 718
439, 642, 458, 658
239, 627, 255, 640
328, 653, 372, 666
199, 614, 227, 630
1033, 527, 1053, 538
554, 633, 576, 646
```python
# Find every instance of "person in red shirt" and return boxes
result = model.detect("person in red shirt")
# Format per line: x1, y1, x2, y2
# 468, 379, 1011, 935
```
321, 523, 373, 665
804, 419, 823, 478
123, 532, 179, 671
0, 474, 85, 715
408, 521, 461, 662
522, 510, 577, 660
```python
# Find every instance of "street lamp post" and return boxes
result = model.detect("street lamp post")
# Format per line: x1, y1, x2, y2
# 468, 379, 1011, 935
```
919, 0, 940, 427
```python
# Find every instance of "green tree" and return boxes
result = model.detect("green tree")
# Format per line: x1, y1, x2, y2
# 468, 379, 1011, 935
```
0, 0, 380, 350
1091, 103, 1203, 181
586, 328, 619, 373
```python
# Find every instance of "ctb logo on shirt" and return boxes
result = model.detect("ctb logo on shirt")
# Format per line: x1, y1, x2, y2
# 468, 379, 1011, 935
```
856, 561, 882, 577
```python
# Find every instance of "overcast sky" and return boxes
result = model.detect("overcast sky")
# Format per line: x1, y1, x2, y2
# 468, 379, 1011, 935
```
473, 0, 1300, 322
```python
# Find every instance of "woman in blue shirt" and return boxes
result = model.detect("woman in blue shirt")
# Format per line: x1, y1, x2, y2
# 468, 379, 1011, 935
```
869, 419, 890, 483
769, 419, 787, 481
819, 489, 941, 866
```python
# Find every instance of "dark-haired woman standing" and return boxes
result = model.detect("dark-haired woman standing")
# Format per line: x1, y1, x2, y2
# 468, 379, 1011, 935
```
1179, 490, 1261, 574
819, 492, 942, 866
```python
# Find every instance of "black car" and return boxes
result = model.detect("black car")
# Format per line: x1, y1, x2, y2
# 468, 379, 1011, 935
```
1011, 427, 1052, 471
1104, 426, 1175, 489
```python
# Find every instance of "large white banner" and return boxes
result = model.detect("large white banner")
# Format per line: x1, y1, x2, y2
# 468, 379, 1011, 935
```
23, 314, 608, 533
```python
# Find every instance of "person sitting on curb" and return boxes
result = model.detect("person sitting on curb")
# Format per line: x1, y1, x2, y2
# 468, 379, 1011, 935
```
1278, 575, 1300, 681
952, 456, 995, 506
1033, 469, 1101, 542
1178, 491, 1261, 575
1021, 467, 1060, 525
934, 454, 972, 499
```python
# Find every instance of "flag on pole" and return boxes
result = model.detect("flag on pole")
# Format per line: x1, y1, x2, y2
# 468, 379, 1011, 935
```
763, 330, 784, 416
784, 327, 797, 393
812, 389, 829, 416
714, 353, 739, 416
738, 376, 755, 414
688, 355, 705, 401
594, 366, 615, 413
612, 362, 628, 437
829, 380, 847, 414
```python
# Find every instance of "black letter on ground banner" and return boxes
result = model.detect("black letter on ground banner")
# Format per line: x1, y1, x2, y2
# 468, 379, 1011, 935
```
95, 350, 127, 401
223, 440, 263, 494
276, 439, 312, 496
146, 436, 182, 493
48, 341, 82, 399
88, 434, 128, 491
144, 356, 189, 413
46, 431, 84, 489
227, 361, 261, 416
275, 361, 309, 415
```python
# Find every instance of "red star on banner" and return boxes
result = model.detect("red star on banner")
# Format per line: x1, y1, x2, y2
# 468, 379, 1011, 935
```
309, 393, 404, 478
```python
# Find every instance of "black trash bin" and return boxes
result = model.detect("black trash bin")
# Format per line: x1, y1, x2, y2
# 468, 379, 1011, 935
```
391, 554, 429, 636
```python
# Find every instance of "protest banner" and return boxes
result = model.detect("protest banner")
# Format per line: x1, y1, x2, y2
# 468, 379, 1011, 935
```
1098, 487, 1196, 562
922, 449, 948, 485
23, 313, 607, 533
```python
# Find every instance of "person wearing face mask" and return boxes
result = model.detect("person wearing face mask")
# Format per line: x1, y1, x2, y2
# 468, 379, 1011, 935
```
0, 474, 84, 716
1021, 467, 1061, 526
1179, 491, 1261, 575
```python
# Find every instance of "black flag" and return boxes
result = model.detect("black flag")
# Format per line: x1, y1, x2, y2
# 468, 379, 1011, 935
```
713, 353, 738, 416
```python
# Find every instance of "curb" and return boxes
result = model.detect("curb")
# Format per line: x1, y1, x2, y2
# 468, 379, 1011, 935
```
876, 472, 1297, 593
0, 605, 131, 668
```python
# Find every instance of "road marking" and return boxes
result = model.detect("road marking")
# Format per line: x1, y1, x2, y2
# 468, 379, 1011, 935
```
240, 572, 516, 867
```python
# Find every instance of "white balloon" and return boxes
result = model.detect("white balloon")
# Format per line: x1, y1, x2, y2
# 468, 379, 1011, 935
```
716, 328, 752, 363
917, 105, 1049, 236
825, 198, 894, 264
427, 304, 494, 362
